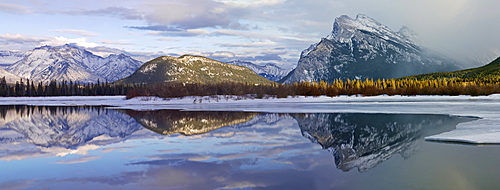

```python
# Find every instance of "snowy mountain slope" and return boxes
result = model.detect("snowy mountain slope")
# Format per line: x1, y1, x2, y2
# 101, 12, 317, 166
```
281, 14, 461, 83
6, 45, 142, 83
226, 60, 293, 81
0, 67, 24, 83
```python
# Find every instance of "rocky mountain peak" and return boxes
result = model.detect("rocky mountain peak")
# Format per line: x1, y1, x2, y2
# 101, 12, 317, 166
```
280, 14, 461, 83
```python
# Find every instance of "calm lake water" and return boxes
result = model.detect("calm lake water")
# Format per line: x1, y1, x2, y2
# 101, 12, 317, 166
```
0, 105, 499, 190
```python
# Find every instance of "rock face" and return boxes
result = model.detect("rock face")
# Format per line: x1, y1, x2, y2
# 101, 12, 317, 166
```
226, 60, 292, 81
281, 14, 461, 83
5, 44, 142, 83
116, 55, 274, 85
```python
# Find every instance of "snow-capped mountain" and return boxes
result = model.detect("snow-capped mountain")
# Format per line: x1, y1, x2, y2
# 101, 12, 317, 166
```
0, 106, 143, 148
281, 14, 461, 83
226, 60, 293, 81
5, 44, 143, 83
0, 50, 25, 66
292, 113, 474, 172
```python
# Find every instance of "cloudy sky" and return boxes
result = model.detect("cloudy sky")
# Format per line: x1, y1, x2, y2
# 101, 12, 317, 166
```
0, 0, 498, 68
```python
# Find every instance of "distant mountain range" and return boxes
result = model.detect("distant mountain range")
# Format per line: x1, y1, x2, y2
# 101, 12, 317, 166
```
1, 44, 143, 83
0, 50, 25, 66
404, 56, 500, 80
226, 60, 292, 81
116, 55, 274, 85
281, 14, 462, 83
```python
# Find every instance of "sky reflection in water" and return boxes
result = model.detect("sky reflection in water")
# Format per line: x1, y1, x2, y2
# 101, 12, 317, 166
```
1, 105, 499, 190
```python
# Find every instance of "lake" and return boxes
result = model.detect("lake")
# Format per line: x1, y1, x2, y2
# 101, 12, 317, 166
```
0, 105, 499, 190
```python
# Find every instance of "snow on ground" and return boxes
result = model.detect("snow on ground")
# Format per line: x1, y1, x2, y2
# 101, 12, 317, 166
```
1, 95, 500, 144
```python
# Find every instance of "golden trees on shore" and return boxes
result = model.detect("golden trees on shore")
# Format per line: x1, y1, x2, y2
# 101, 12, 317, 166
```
125, 78, 500, 99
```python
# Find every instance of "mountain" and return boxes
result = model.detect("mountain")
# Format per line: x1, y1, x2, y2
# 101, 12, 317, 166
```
0, 67, 24, 84
116, 55, 274, 85
226, 60, 292, 81
0, 50, 25, 66
5, 44, 143, 83
403, 56, 500, 80
280, 14, 461, 83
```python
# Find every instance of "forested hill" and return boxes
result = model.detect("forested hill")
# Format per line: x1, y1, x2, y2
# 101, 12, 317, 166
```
116, 55, 274, 85
404, 57, 500, 80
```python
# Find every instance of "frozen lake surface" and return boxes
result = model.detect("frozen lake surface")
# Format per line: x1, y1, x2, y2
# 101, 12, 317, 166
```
1, 95, 499, 144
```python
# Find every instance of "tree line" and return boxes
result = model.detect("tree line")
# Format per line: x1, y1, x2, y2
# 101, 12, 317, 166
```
0, 77, 141, 96
125, 78, 500, 99
1, 77, 499, 98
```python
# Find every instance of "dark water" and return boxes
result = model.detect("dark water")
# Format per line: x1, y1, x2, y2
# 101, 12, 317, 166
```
0, 106, 498, 190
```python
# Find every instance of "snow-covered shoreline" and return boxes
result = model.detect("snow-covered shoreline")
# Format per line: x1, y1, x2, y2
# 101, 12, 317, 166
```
1, 95, 500, 144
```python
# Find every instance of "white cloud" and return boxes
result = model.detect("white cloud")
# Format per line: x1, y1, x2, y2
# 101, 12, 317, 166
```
42, 36, 100, 48
100, 39, 133, 45
0, 3, 34, 14
55, 156, 101, 164
156, 38, 181, 42
0, 33, 45, 43
53, 29, 99, 37
220, 0, 286, 8
217, 41, 277, 47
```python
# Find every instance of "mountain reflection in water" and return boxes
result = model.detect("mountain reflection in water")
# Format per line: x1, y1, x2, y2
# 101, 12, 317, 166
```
291, 113, 476, 172
124, 110, 258, 135
0, 106, 476, 173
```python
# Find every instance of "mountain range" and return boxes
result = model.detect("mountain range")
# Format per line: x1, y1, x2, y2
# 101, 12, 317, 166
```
280, 14, 462, 83
0, 50, 25, 66
226, 60, 292, 81
116, 55, 274, 85
2, 44, 143, 83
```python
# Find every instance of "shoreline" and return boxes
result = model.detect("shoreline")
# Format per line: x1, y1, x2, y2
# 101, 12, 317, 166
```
0, 94, 499, 144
